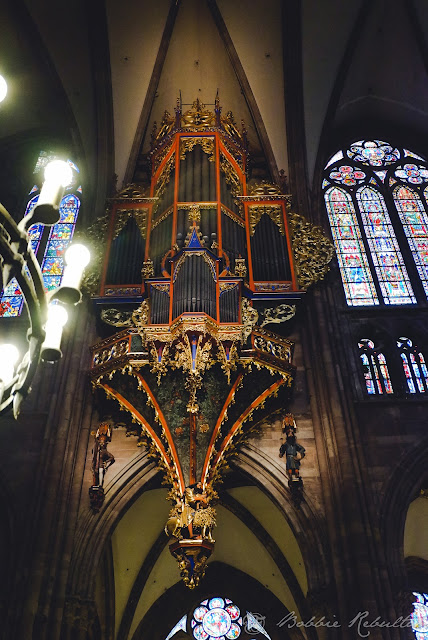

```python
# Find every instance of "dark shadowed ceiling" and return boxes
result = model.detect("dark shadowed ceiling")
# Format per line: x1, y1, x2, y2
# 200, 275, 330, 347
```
0, 0, 427, 222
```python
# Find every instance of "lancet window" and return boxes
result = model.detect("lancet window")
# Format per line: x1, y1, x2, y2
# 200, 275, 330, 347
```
0, 153, 81, 317
358, 338, 393, 395
397, 337, 428, 394
324, 140, 428, 306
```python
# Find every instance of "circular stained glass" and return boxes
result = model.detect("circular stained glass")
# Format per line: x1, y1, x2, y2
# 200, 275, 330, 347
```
194, 625, 209, 640
203, 608, 231, 637
192, 597, 242, 640
226, 623, 241, 639
225, 604, 240, 620
209, 597, 225, 610
194, 606, 208, 622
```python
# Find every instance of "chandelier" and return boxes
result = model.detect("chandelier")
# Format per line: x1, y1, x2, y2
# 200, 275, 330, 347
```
0, 160, 89, 418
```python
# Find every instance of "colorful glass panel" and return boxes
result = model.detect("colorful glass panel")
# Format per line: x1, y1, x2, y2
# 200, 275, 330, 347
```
324, 187, 378, 305
329, 165, 366, 186
404, 150, 425, 161
395, 164, 428, 184
374, 170, 387, 182
0, 196, 45, 317
358, 339, 393, 395
40, 195, 80, 292
356, 186, 415, 304
192, 597, 243, 640
347, 140, 400, 167
411, 592, 428, 640
393, 186, 428, 297
397, 338, 428, 393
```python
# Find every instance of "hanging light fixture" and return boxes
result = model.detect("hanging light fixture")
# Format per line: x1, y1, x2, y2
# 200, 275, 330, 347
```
0, 160, 89, 418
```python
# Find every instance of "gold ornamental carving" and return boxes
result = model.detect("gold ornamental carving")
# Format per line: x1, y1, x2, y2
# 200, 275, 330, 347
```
288, 212, 334, 290
181, 99, 216, 130
151, 206, 173, 230
220, 152, 242, 198
179, 136, 215, 162
221, 205, 245, 226
248, 180, 282, 197
154, 154, 175, 202
141, 258, 154, 279
113, 208, 148, 240
114, 183, 148, 199
248, 205, 285, 236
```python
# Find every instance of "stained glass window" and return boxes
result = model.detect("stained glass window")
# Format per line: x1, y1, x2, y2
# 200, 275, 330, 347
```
324, 187, 378, 305
356, 187, 415, 305
40, 194, 80, 292
192, 597, 243, 640
397, 338, 428, 394
0, 196, 44, 317
324, 140, 428, 306
411, 592, 428, 640
0, 157, 81, 317
393, 186, 428, 297
358, 339, 393, 395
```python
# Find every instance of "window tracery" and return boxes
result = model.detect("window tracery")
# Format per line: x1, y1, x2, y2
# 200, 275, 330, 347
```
358, 339, 393, 395
397, 337, 428, 394
324, 140, 428, 306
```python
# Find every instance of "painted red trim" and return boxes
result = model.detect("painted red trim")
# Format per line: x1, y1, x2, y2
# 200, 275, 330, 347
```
208, 378, 285, 481
102, 383, 184, 494
134, 372, 185, 493
201, 373, 244, 485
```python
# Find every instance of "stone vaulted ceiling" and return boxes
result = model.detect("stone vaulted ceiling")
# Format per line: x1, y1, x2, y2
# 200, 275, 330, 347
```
0, 0, 427, 219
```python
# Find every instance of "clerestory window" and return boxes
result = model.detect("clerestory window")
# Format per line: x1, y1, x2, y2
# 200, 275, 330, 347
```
324, 140, 428, 306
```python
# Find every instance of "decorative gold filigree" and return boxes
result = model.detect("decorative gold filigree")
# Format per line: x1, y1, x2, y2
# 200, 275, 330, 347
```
173, 251, 216, 282
132, 300, 150, 334
221, 205, 245, 225
154, 154, 175, 202
248, 205, 285, 236
153, 139, 174, 172
100, 308, 133, 327
219, 282, 239, 295
248, 180, 282, 197
181, 99, 216, 130
113, 208, 148, 240
220, 152, 242, 198
153, 110, 175, 146
178, 202, 216, 210
112, 183, 151, 200
259, 303, 296, 327
222, 137, 244, 170
234, 257, 247, 278
141, 258, 154, 279
151, 206, 173, 230
179, 136, 215, 162
241, 298, 258, 342
288, 212, 334, 290
188, 204, 201, 223
170, 542, 213, 589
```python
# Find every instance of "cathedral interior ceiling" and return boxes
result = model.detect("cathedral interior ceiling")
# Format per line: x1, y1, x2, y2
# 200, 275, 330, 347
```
108, 482, 307, 638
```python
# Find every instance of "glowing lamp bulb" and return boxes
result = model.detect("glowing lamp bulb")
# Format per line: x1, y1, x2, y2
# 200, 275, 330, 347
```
54, 244, 90, 304
0, 344, 19, 384
41, 304, 68, 362
44, 160, 73, 188
65, 243, 90, 269
34, 160, 73, 225
0, 75, 7, 103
